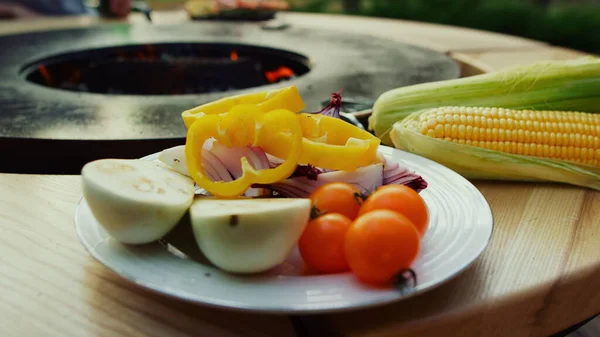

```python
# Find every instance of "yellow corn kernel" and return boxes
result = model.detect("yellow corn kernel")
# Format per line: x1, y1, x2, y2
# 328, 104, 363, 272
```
418, 107, 600, 167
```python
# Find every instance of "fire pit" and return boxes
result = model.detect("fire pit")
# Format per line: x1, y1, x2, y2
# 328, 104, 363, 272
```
0, 23, 460, 174
23, 43, 310, 95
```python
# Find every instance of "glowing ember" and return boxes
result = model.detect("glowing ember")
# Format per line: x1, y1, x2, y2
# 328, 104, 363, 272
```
25, 44, 309, 95
265, 66, 294, 83
37, 65, 54, 86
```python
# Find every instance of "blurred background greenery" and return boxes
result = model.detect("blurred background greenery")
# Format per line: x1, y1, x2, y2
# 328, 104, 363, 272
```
286, 0, 599, 54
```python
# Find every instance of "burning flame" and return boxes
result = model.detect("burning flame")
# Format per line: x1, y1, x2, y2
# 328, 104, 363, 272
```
230, 51, 239, 61
265, 66, 294, 83
37, 65, 54, 87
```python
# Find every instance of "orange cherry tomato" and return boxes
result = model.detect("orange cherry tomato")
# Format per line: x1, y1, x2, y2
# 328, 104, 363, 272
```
344, 209, 420, 285
358, 184, 429, 237
309, 182, 364, 220
298, 213, 352, 274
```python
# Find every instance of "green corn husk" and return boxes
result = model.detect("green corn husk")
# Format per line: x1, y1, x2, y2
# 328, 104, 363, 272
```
390, 108, 600, 191
370, 57, 600, 146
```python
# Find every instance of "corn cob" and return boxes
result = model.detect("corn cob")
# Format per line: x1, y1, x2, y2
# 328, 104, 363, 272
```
390, 106, 600, 190
370, 57, 600, 146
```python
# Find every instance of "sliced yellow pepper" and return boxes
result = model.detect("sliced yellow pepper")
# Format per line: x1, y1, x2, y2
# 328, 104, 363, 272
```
185, 104, 303, 198
181, 86, 305, 129
296, 113, 382, 171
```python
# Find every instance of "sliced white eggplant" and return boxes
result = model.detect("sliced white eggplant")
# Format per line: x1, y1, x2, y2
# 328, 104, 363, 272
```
82, 159, 195, 244
158, 145, 190, 177
189, 198, 311, 274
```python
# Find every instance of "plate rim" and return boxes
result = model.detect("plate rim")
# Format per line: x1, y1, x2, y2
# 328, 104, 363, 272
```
74, 145, 494, 314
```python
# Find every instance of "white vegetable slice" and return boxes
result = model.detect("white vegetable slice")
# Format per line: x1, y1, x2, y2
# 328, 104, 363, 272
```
158, 145, 190, 177
189, 198, 311, 274
82, 159, 195, 244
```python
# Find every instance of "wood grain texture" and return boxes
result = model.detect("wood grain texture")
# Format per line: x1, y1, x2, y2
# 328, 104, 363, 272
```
2, 175, 598, 337
278, 12, 548, 52
0, 174, 297, 337
451, 47, 593, 72
0, 10, 547, 53
299, 182, 600, 337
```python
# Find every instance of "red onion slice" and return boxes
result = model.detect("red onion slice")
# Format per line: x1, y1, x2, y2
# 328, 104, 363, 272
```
309, 90, 342, 119
262, 164, 384, 198
207, 141, 272, 180
266, 153, 284, 168
158, 141, 272, 183
159, 143, 428, 197
249, 147, 265, 168
210, 142, 246, 178
382, 158, 428, 192
201, 148, 232, 182
249, 146, 271, 171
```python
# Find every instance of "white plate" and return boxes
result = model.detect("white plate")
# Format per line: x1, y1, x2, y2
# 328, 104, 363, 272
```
75, 145, 493, 314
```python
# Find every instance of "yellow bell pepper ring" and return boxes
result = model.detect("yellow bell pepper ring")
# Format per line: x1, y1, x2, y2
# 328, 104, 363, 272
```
185, 104, 303, 198
296, 113, 382, 171
181, 86, 305, 129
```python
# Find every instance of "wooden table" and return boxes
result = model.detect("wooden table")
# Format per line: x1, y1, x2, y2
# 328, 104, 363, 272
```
1, 10, 598, 337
